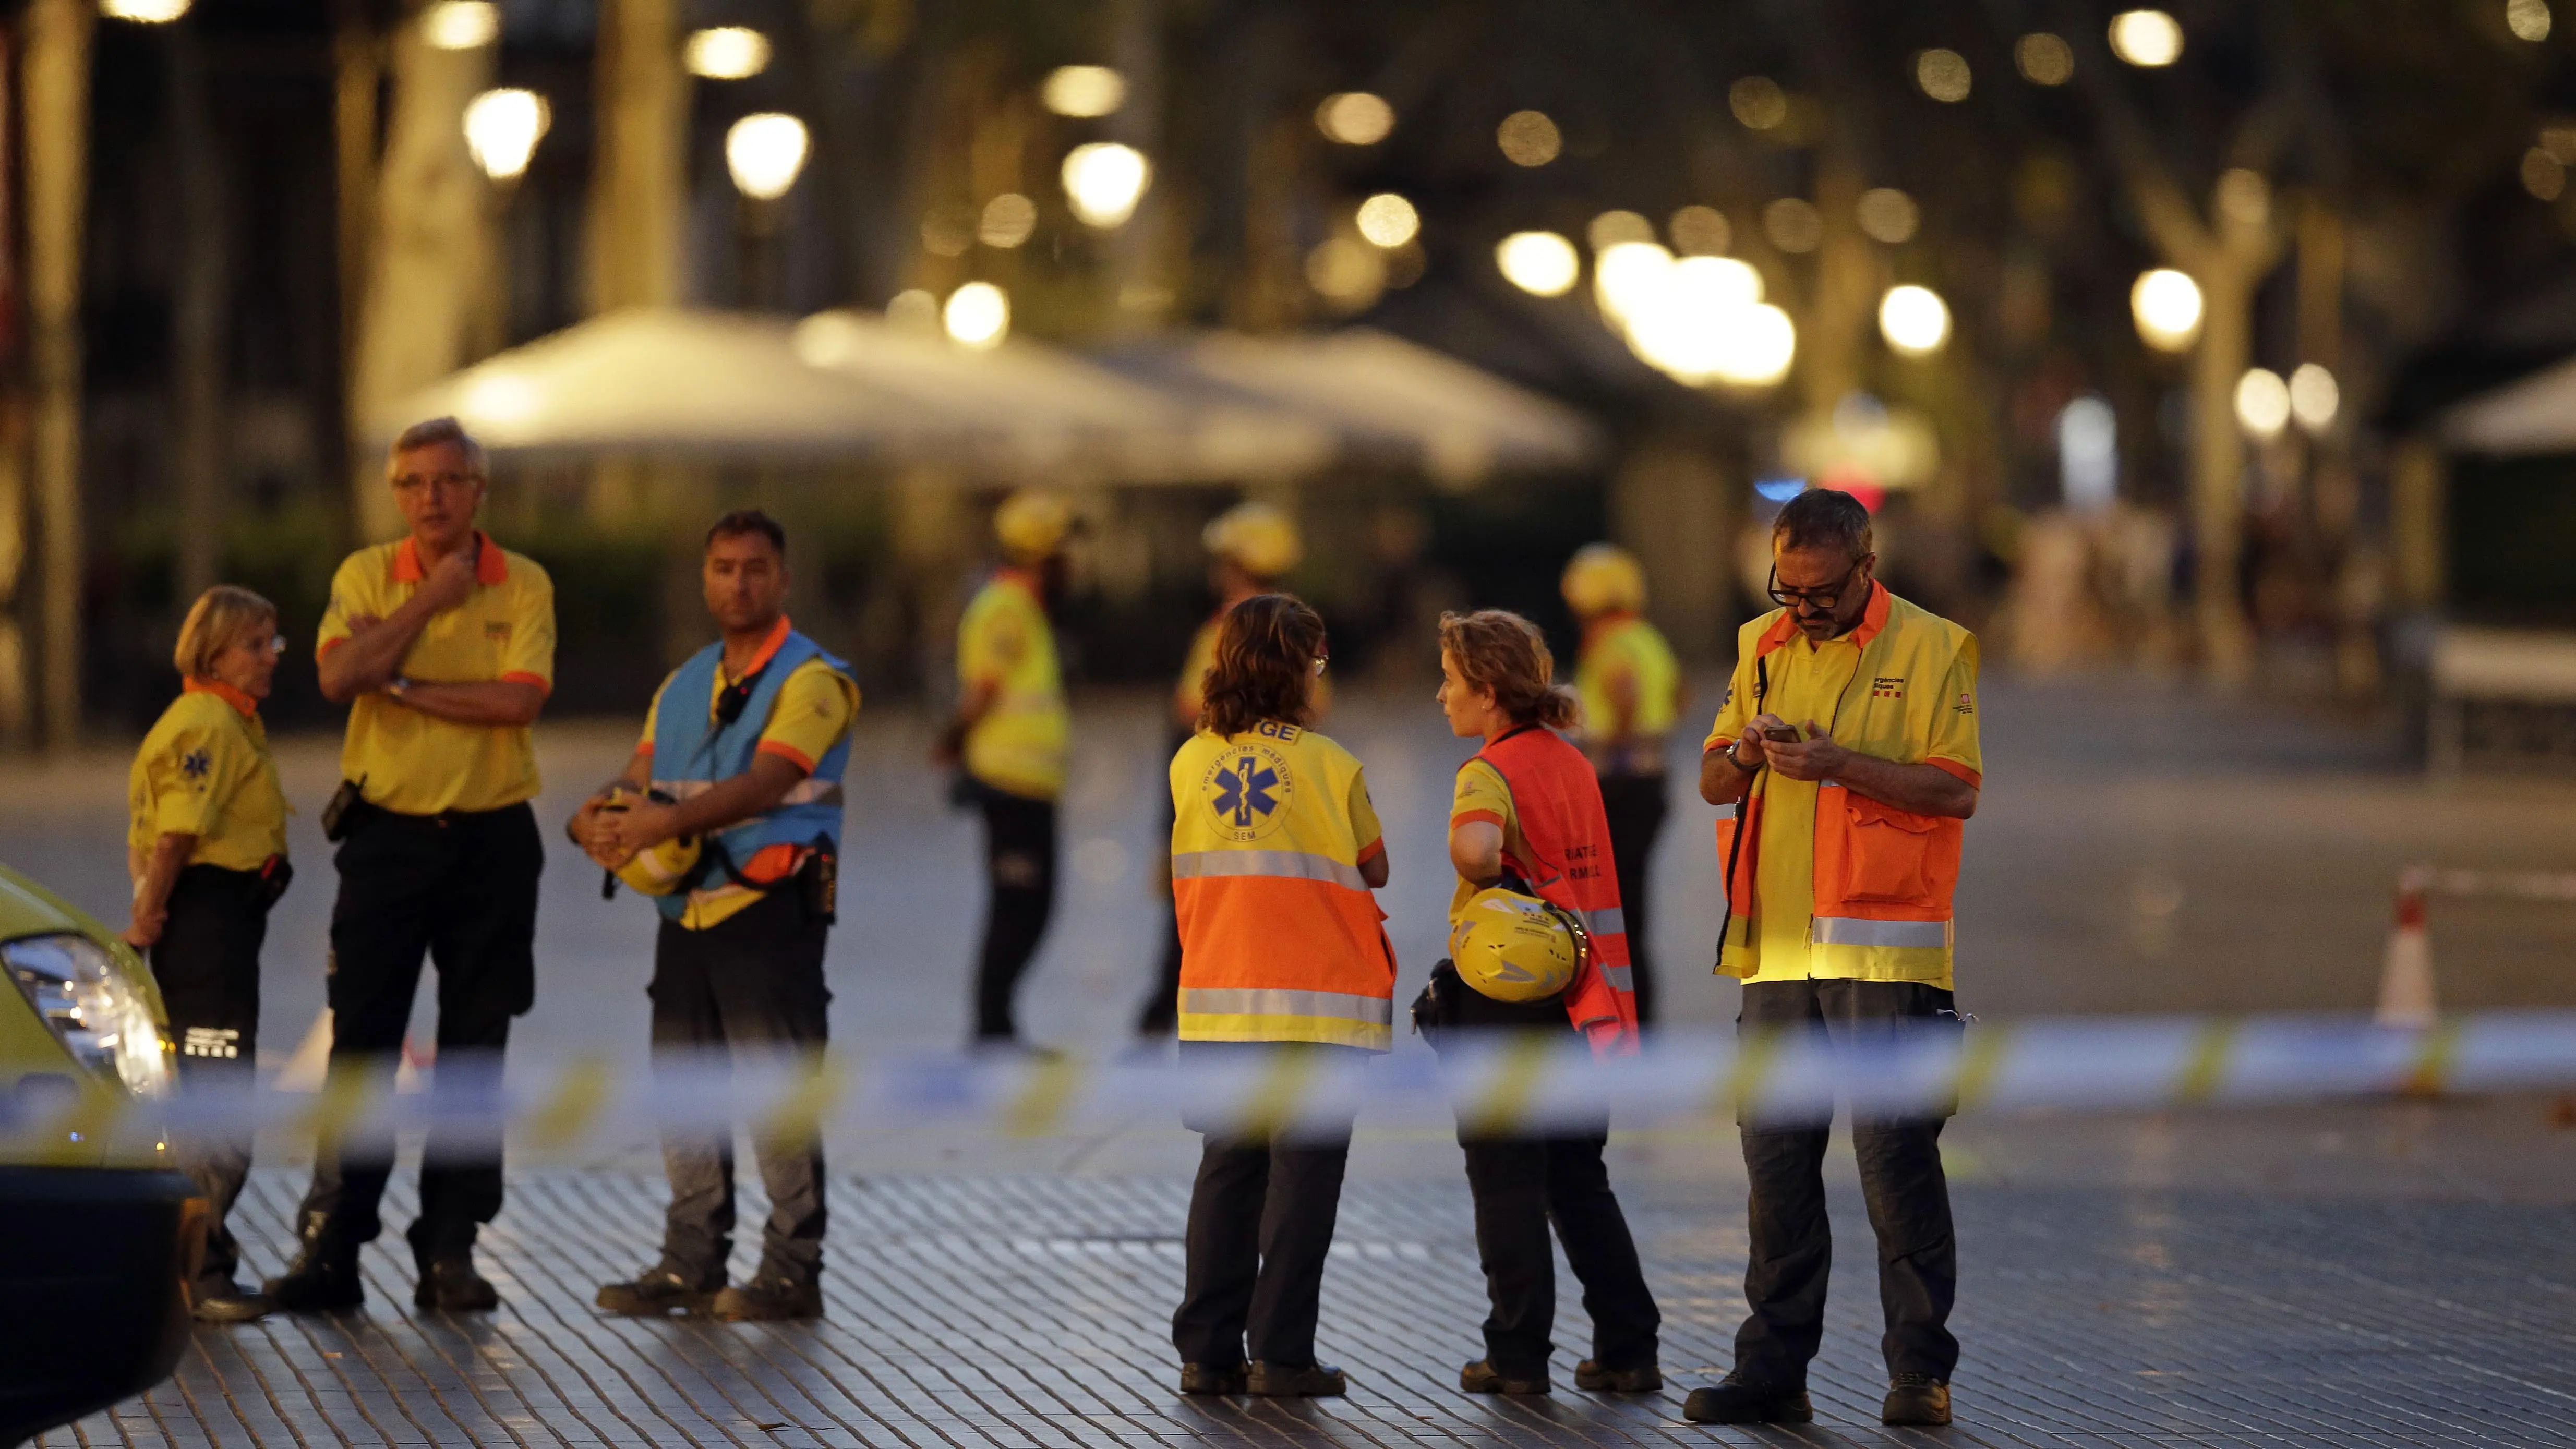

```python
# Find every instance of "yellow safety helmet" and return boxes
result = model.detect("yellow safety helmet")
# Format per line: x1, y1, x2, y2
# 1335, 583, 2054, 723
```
1449, 886, 1588, 1003
994, 490, 1074, 561
1203, 501, 1303, 581
598, 788, 702, 897
1560, 542, 1646, 618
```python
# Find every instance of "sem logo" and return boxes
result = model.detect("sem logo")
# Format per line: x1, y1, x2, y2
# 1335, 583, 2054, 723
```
1201, 741, 1294, 843
1955, 691, 1975, 715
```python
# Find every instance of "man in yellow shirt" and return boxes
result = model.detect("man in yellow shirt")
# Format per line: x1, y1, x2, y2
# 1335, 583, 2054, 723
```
1683, 489, 1980, 1430
1561, 544, 1682, 1025
935, 490, 1071, 1047
268, 417, 555, 1317
575, 510, 858, 1323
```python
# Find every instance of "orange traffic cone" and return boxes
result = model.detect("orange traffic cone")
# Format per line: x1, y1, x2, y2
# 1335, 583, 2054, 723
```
2375, 865, 2436, 1029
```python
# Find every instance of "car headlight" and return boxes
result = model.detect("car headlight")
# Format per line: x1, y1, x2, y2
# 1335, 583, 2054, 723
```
2, 933, 175, 1098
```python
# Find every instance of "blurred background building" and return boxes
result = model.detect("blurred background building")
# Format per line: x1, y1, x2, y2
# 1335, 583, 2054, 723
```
2, 0, 2574, 763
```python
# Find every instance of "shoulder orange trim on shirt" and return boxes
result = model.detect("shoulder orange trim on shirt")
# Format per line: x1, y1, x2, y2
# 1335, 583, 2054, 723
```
1928, 757, 1981, 788
755, 739, 816, 772
1355, 837, 1385, 866
390, 530, 510, 586
499, 670, 553, 695
182, 678, 259, 718
1450, 808, 1506, 830
1753, 579, 1892, 658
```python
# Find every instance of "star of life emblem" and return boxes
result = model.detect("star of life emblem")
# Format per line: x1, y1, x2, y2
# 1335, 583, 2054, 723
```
1201, 741, 1294, 843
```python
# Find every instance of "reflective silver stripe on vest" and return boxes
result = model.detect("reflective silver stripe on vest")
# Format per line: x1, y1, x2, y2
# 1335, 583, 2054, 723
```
653, 778, 844, 807
1581, 906, 1626, 938
1178, 987, 1393, 1025
1596, 964, 1634, 993
1811, 916, 1951, 949
1171, 850, 1368, 891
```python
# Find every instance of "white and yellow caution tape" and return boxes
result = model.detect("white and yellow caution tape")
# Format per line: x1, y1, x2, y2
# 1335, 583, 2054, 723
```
13, 1012, 2576, 1158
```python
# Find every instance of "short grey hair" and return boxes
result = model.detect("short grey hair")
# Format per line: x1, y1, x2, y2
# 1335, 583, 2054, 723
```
1771, 487, 1873, 560
389, 416, 488, 480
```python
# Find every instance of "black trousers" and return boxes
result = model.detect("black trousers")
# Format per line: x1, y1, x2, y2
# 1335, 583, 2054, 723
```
149, 864, 269, 1296
972, 788, 1057, 1041
1734, 979, 1960, 1387
1443, 986, 1660, 1379
1172, 1042, 1359, 1369
1595, 771, 1668, 1027
299, 801, 541, 1261
649, 888, 832, 1288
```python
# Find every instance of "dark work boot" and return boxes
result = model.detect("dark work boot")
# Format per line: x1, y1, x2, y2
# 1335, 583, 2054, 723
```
414, 1255, 500, 1312
1882, 1373, 1952, 1426
1573, 1359, 1663, 1392
596, 1268, 720, 1317
709, 1276, 822, 1321
1177, 1362, 1248, 1395
1247, 1361, 1346, 1397
1460, 1359, 1551, 1395
1680, 1373, 1813, 1424
264, 1212, 364, 1313
191, 1280, 274, 1324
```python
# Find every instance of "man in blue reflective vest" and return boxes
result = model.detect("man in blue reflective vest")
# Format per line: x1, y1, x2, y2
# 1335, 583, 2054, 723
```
573, 509, 858, 1321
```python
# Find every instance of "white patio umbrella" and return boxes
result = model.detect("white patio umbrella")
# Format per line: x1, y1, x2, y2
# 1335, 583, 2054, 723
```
2442, 353, 2576, 454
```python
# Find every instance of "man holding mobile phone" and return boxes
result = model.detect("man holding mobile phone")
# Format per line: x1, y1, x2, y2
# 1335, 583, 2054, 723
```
1686, 488, 1982, 1430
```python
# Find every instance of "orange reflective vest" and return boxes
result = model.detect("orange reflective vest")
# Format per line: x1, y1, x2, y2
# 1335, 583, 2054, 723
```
1711, 585, 1977, 984
1476, 726, 1641, 1053
1171, 720, 1397, 1049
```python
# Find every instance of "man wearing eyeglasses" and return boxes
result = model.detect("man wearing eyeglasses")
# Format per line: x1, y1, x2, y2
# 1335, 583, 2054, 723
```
268, 416, 555, 1316
1683, 487, 1981, 1431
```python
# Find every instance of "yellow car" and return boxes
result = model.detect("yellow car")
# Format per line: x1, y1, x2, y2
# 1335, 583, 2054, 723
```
0, 863, 198, 1446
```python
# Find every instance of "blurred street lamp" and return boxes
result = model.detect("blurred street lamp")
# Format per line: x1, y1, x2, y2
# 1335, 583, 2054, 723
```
1879, 284, 1952, 356
2234, 368, 2290, 439
1496, 110, 1561, 166
2508, 0, 2553, 42
1857, 188, 1919, 244
463, 88, 549, 184
2108, 10, 2182, 67
1062, 141, 1151, 228
2016, 33, 2074, 84
1495, 232, 1579, 296
1670, 205, 1731, 255
726, 113, 810, 200
1355, 194, 1419, 248
1593, 240, 1674, 323
1714, 305, 1798, 387
886, 289, 940, 333
944, 282, 1010, 349
423, 0, 499, 50
101, 0, 190, 21
980, 194, 1038, 249
1042, 65, 1126, 118
685, 27, 771, 80
1730, 76, 1789, 130
2131, 268, 2202, 351
1914, 49, 1972, 103
2289, 364, 2340, 433
1588, 211, 1654, 250
1316, 92, 1394, 146
1764, 198, 1823, 253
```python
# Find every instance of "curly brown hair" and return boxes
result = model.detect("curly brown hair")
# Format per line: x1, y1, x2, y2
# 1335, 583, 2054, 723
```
1199, 594, 1326, 737
1439, 609, 1577, 730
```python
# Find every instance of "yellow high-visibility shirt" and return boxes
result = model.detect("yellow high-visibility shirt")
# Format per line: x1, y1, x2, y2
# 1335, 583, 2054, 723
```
1705, 584, 1981, 987
1574, 613, 1681, 773
1447, 757, 1533, 927
958, 568, 1067, 801
127, 681, 288, 872
638, 621, 859, 930
317, 532, 556, 816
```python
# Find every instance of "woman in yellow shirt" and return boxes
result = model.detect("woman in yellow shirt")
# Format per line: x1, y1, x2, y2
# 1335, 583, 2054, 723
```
126, 585, 292, 1324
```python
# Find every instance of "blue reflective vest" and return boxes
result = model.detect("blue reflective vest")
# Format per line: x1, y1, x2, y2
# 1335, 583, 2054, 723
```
646, 629, 853, 921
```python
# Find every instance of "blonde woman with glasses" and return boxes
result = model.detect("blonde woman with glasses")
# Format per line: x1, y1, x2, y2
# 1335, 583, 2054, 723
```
126, 585, 293, 1323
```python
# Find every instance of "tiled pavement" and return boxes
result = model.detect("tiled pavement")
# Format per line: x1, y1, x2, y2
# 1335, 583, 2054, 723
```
42, 1159, 2576, 1448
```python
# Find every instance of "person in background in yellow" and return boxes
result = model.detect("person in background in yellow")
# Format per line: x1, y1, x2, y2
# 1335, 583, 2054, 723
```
125, 585, 293, 1324
1559, 544, 1682, 1025
935, 490, 1072, 1048
1136, 500, 1305, 1037
576, 509, 859, 1323
269, 416, 555, 1315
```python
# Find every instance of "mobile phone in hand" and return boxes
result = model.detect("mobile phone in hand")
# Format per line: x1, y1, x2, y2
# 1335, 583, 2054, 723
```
1762, 724, 1801, 743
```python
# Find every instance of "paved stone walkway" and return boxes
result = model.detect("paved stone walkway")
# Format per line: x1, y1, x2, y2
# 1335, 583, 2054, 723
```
40, 1161, 2576, 1447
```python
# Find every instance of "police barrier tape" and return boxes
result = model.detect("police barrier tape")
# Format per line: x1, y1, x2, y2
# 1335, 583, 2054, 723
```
16, 1011, 2576, 1157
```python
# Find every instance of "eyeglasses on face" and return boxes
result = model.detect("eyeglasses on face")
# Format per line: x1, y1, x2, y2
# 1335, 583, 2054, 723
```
392, 470, 482, 492
1766, 559, 1867, 611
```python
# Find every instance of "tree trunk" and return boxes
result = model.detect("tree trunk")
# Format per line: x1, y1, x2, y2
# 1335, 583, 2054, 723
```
171, 21, 227, 608
2190, 265, 2255, 682
587, 0, 685, 315
24, 0, 87, 749
346, 13, 493, 541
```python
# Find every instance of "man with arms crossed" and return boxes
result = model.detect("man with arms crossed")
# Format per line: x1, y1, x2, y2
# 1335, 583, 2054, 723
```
579, 510, 858, 1321
1684, 487, 1981, 1429
269, 417, 553, 1313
